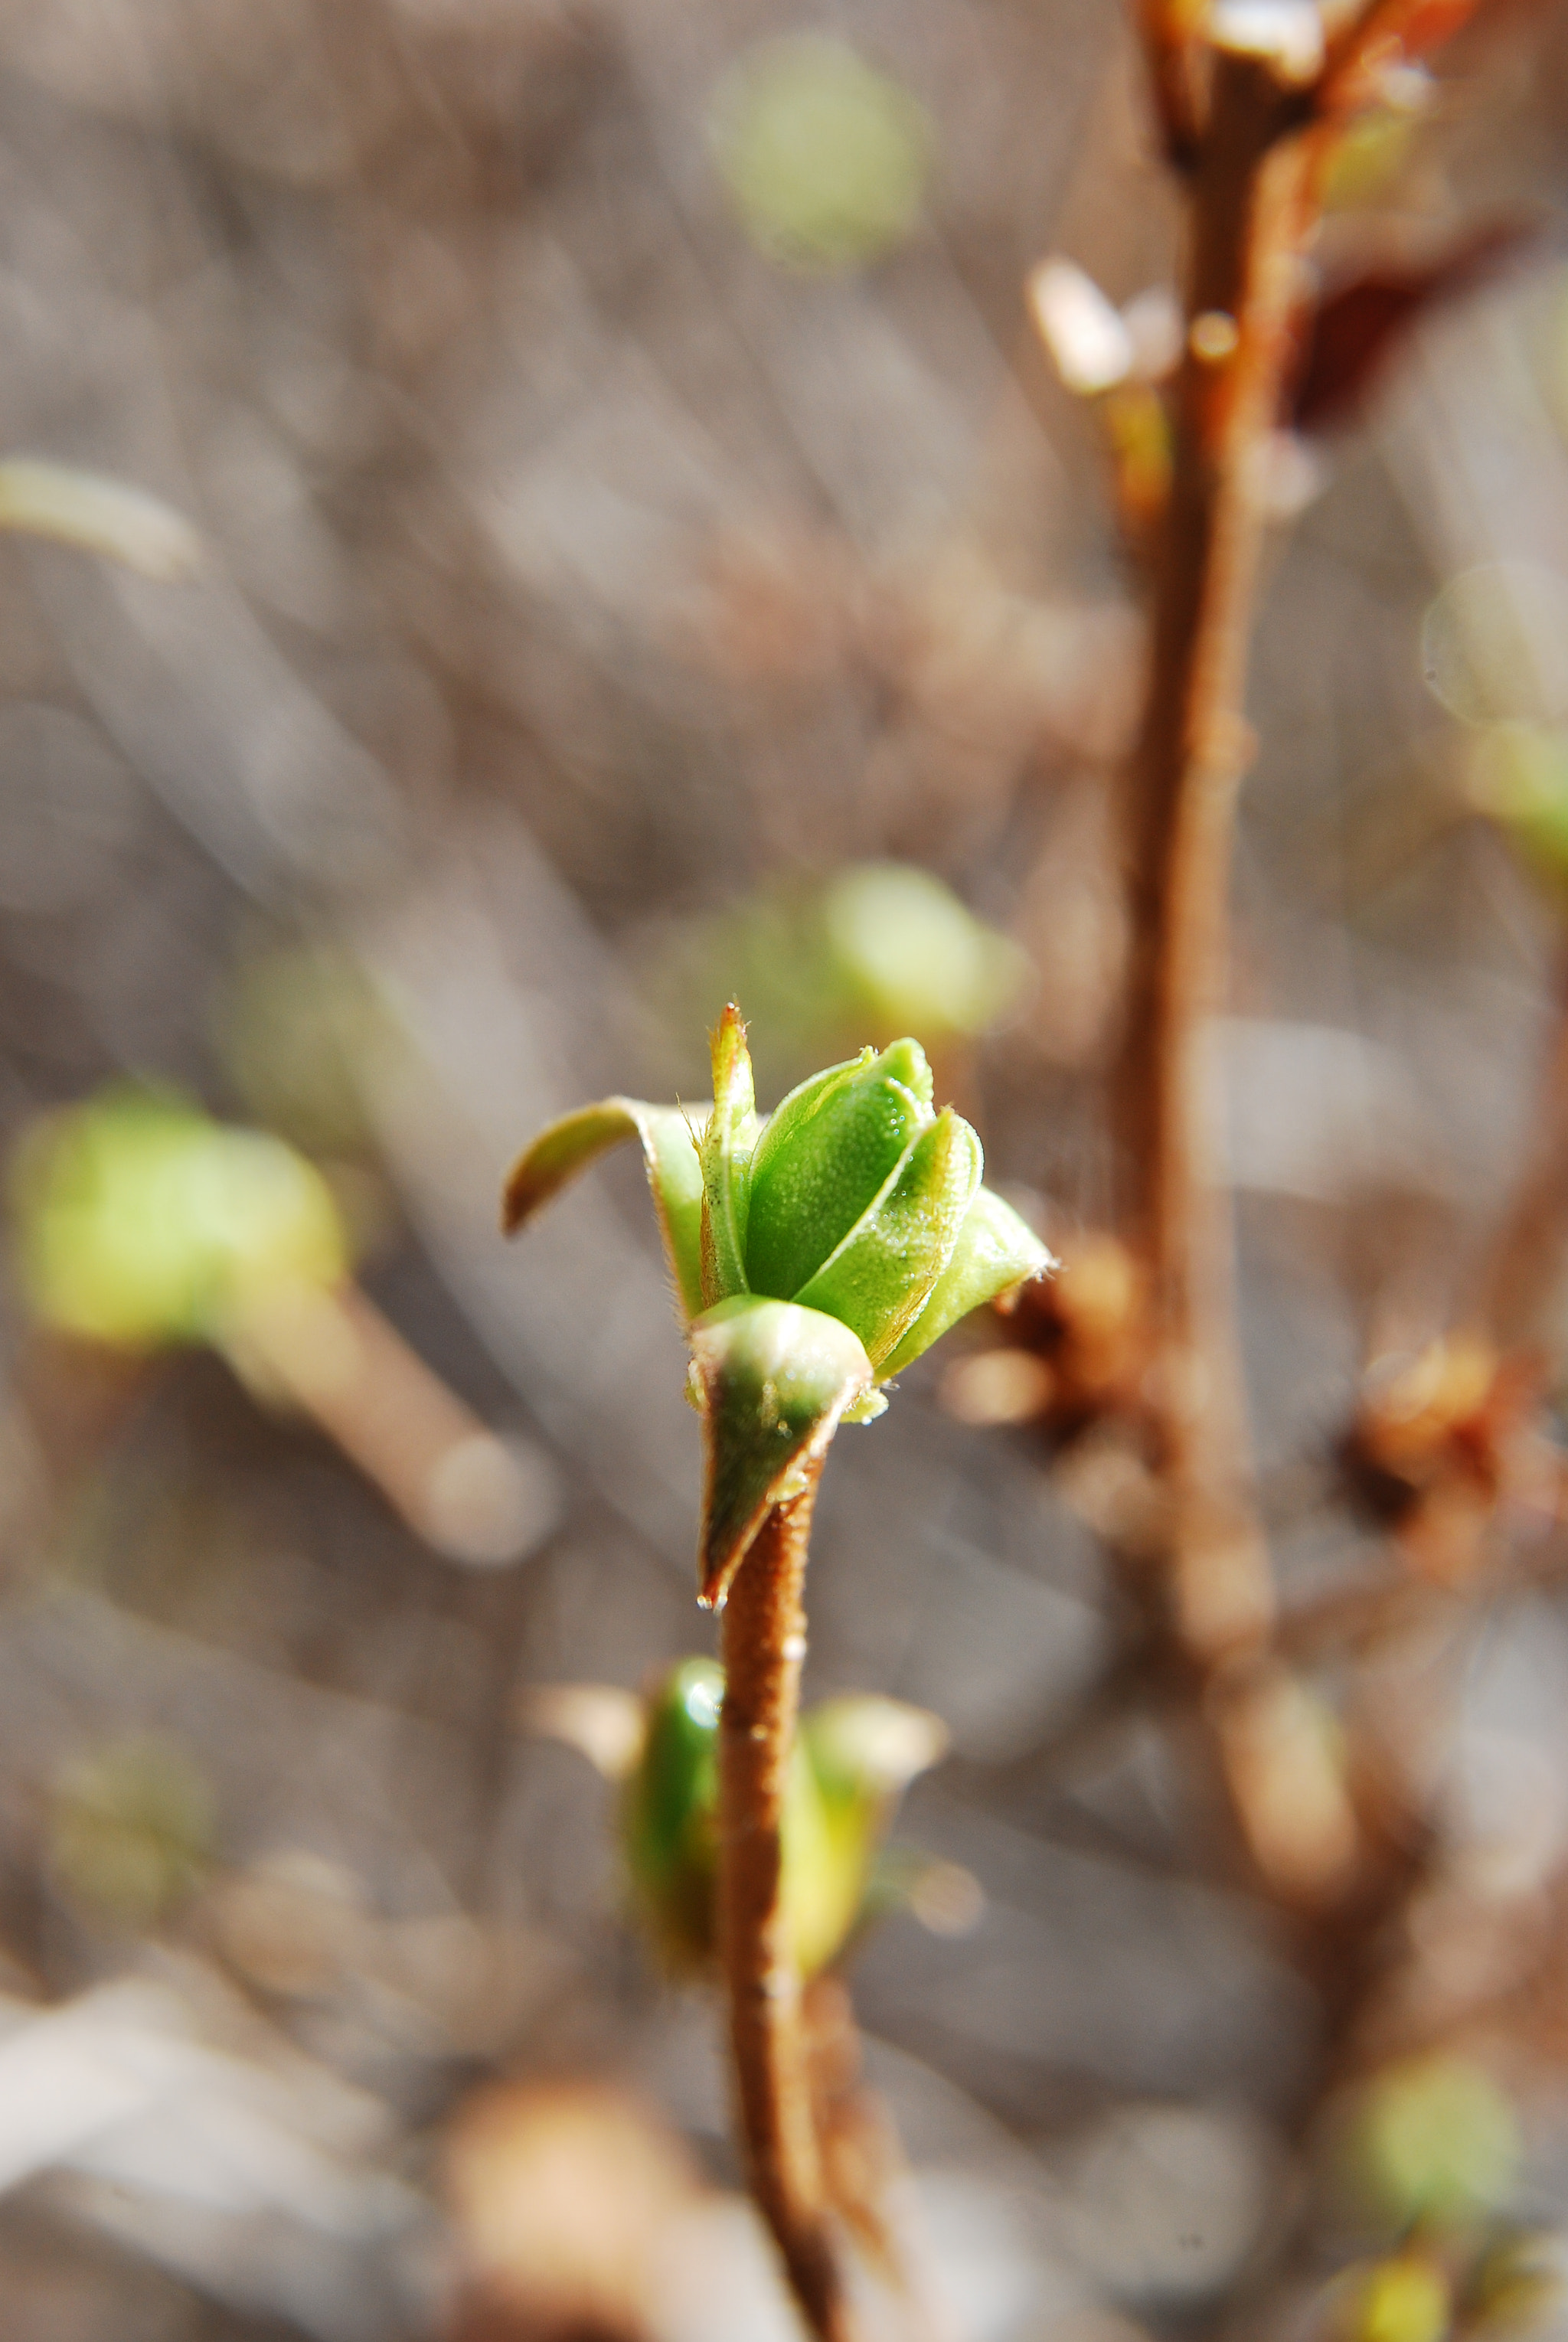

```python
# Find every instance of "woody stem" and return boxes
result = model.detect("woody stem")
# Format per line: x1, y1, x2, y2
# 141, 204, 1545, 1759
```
1116, 50, 1322, 1665
718, 1452, 858, 2342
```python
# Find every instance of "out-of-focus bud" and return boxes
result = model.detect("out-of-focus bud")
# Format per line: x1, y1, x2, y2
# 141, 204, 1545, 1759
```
1342, 1338, 1547, 1586
503, 1009, 1054, 1602
445, 2079, 698, 2342
13, 1086, 347, 1351
1210, 0, 1324, 83
1468, 722, 1568, 891
1028, 260, 1133, 397
617, 1660, 946, 1976
708, 34, 931, 278
1336, 2254, 1451, 2342
1343, 2055, 1520, 2237
798, 1697, 950, 1961
1104, 382, 1174, 530
18, 1086, 547, 1568
622, 1659, 724, 1969
944, 1228, 1150, 1445
50, 1733, 216, 1929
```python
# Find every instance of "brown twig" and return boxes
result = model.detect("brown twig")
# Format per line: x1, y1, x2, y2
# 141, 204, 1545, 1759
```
1116, 50, 1325, 1667
1134, 0, 1204, 170
717, 1454, 858, 2342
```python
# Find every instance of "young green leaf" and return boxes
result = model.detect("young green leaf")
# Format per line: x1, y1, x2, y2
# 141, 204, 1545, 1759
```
688, 1295, 873, 1606
501, 1096, 706, 1323
878, 1187, 1054, 1377
793, 1108, 981, 1367
745, 1037, 933, 1300
698, 1004, 757, 1307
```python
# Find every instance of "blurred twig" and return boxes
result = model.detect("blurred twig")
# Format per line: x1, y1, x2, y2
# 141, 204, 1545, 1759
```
1114, 47, 1323, 1671
717, 1455, 859, 2342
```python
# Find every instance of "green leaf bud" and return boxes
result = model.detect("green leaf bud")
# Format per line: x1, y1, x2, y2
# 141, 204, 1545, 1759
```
744, 1037, 933, 1300
500, 1017, 1055, 1598
698, 1003, 757, 1306
794, 1108, 981, 1367
879, 1187, 1055, 1377
688, 1295, 873, 1605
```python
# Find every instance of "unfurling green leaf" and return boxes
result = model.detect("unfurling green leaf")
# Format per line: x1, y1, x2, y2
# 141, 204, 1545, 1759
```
698, 1004, 757, 1306
879, 1185, 1054, 1376
501, 1096, 705, 1323
688, 1296, 872, 1607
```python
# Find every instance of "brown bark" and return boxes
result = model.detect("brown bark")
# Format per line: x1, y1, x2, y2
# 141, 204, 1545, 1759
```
1116, 51, 1324, 1666
717, 1455, 858, 2342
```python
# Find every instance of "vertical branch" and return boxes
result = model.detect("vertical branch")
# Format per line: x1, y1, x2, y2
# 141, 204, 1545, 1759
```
1116, 51, 1323, 1664
718, 1455, 857, 2342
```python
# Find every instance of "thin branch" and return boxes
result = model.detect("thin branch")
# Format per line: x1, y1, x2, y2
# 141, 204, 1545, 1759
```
1115, 50, 1322, 1667
717, 1455, 859, 2342
1135, 0, 1204, 168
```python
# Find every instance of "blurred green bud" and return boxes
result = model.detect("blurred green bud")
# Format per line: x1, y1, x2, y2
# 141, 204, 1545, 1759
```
645, 863, 1029, 1096
622, 1658, 724, 1968
709, 35, 931, 278
13, 1086, 348, 1351
51, 1732, 216, 1929
621, 1660, 944, 1976
502, 1008, 1053, 1600
1469, 723, 1568, 887
1341, 2255, 1451, 2342
795, 1696, 950, 1966
1348, 2056, 1520, 2236
821, 864, 1030, 1046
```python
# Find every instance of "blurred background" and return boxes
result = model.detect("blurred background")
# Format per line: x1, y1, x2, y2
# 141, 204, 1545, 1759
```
0, 1, 1566, 2337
